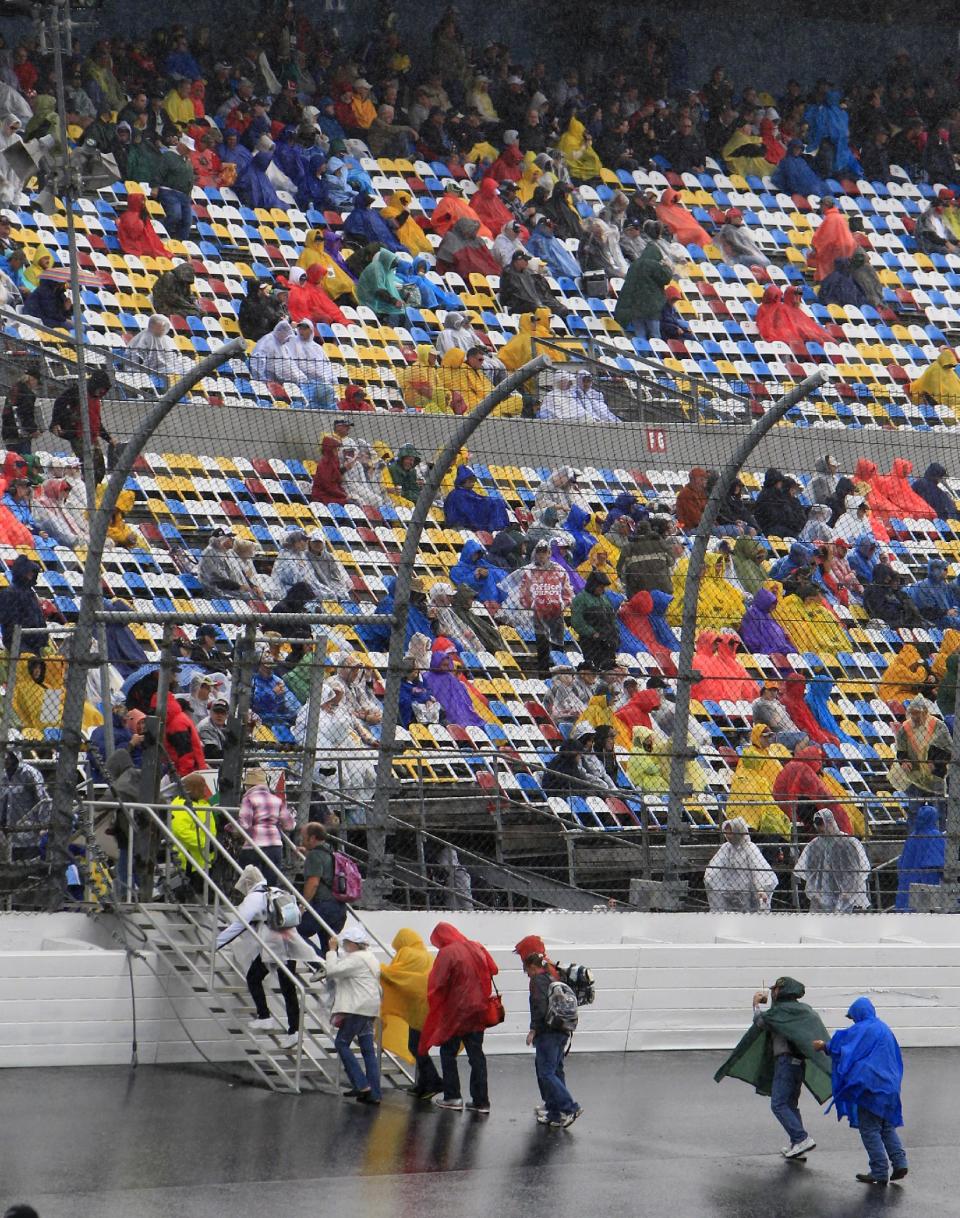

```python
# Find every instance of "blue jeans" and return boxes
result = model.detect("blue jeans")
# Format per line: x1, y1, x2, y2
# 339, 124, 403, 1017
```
534, 1030, 577, 1118
115, 845, 139, 900
298, 897, 346, 956
158, 187, 193, 240
632, 317, 662, 342
859, 1108, 907, 1180
440, 1030, 488, 1105
334, 1014, 381, 1098
770, 1055, 808, 1145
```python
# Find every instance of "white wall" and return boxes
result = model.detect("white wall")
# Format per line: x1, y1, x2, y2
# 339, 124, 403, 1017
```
1, 911, 958, 1068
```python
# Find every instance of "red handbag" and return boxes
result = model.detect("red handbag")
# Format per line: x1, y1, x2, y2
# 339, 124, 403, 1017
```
484, 978, 505, 1028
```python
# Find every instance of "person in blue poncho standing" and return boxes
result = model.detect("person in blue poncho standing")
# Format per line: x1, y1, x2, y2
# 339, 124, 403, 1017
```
443, 466, 510, 532
771, 139, 828, 197
344, 193, 403, 251
813, 998, 908, 1186
804, 90, 862, 179
895, 804, 945, 911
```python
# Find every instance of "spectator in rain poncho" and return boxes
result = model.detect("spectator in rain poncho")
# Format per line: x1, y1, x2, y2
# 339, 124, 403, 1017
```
279, 319, 339, 408
320, 155, 358, 211
911, 463, 958, 520
533, 467, 583, 517
716, 209, 771, 268
895, 804, 945, 911
894, 696, 951, 821
443, 466, 510, 532
356, 248, 410, 320
795, 809, 870, 912
847, 536, 879, 585
848, 247, 884, 309
396, 255, 464, 312
294, 682, 377, 822
272, 527, 330, 600
341, 439, 392, 510
0, 114, 29, 206
249, 320, 298, 383
380, 190, 432, 256
771, 138, 828, 196
579, 217, 628, 278
492, 219, 528, 267
863, 563, 922, 629
817, 257, 866, 308
525, 216, 581, 280
800, 503, 833, 545
435, 218, 500, 278
32, 479, 87, 549
539, 369, 619, 422
297, 230, 357, 302
832, 495, 872, 545
810, 454, 840, 505
704, 817, 778, 912
739, 588, 795, 656
126, 314, 178, 376
556, 115, 603, 182
805, 90, 861, 178
422, 643, 486, 728
907, 558, 958, 627
450, 538, 508, 603
220, 132, 282, 211
908, 349, 960, 412
435, 312, 485, 357
22, 277, 70, 330
287, 266, 348, 328
344, 193, 402, 252
810, 198, 857, 282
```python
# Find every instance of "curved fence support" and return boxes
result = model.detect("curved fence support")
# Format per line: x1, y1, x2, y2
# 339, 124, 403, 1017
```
664, 369, 830, 905
366, 355, 551, 906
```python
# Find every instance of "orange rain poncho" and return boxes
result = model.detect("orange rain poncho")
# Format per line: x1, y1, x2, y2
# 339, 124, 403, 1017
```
810, 203, 856, 281
872, 458, 937, 520
430, 192, 493, 240
656, 188, 710, 248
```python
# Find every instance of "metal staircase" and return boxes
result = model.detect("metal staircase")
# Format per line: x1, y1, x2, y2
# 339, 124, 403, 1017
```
95, 799, 414, 1095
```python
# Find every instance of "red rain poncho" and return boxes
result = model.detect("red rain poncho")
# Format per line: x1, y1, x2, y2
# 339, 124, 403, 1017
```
471, 177, 513, 233
430, 194, 493, 239
486, 143, 523, 183
288, 264, 348, 326
690, 630, 729, 702
117, 193, 171, 259
714, 633, 759, 701
619, 590, 678, 676
854, 459, 900, 519
656, 188, 710, 248
782, 287, 831, 342
810, 205, 856, 281
782, 674, 837, 745
872, 458, 937, 521
419, 922, 499, 1052
614, 686, 662, 734
675, 466, 709, 529
772, 746, 851, 833
755, 284, 829, 343
310, 435, 348, 503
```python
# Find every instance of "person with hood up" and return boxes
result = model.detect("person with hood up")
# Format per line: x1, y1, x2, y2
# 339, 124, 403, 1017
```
498, 307, 563, 380
21, 276, 70, 330
772, 585, 849, 656
908, 349, 960, 414
538, 369, 619, 423
471, 177, 513, 235
894, 696, 950, 822
723, 120, 779, 178
704, 817, 778, 912
543, 181, 582, 241
310, 435, 350, 505
343, 193, 403, 251
435, 217, 501, 278
773, 746, 851, 835
430, 184, 494, 240
753, 469, 808, 538
419, 922, 499, 1112
800, 503, 832, 546
396, 256, 465, 313
717, 209, 771, 268
675, 467, 709, 530
812, 997, 908, 1186
847, 247, 883, 309
817, 256, 866, 308
440, 348, 523, 417
32, 478, 87, 549
715, 976, 830, 1160
422, 644, 487, 728
380, 190, 432, 256
398, 345, 448, 413
487, 139, 524, 185
878, 642, 931, 708
911, 463, 958, 520
771, 138, 828, 197
387, 445, 422, 504
525, 214, 582, 280
895, 805, 945, 911
556, 114, 603, 181
907, 558, 958, 627
864, 563, 921, 629
249, 320, 298, 383
443, 466, 510, 533
116, 193, 170, 259
513, 538, 574, 677
570, 571, 618, 669
872, 459, 936, 521
782, 674, 837, 747
287, 265, 348, 327
297, 230, 356, 303
356, 248, 411, 320
739, 588, 796, 656
805, 90, 861, 177
126, 314, 178, 377
810, 198, 857, 282
668, 551, 746, 633
655, 187, 709, 249
216, 864, 314, 1050
379, 927, 442, 1099
832, 494, 872, 545
613, 241, 672, 341
435, 312, 486, 357
810, 455, 840, 505
321, 925, 383, 1105
152, 263, 200, 317
619, 589, 678, 676
732, 536, 770, 599
0, 554, 46, 653
844, 535, 878, 587
625, 724, 669, 793
795, 809, 870, 912
725, 725, 791, 838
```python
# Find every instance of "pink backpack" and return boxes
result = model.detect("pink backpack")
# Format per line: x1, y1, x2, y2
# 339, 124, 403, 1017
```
333, 852, 363, 903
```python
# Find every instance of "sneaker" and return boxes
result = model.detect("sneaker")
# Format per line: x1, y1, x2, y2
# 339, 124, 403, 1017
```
278, 1032, 299, 1050
248, 1017, 278, 1033
465, 1102, 490, 1114
783, 1137, 816, 1159
548, 1113, 576, 1128
856, 1174, 888, 1186
342, 1088, 362, 1098
536, 1112, 552, 1124
534, 1104, 548, 1119
891, 1167, 908, 1182
417, 1089, 441, 1101
567, 1105, 584, 1124
357, 1091, 381, 1106
433, 1096, 464, 1110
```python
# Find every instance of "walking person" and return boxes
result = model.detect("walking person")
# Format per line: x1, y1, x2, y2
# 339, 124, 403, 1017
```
524, 951, 583, 1128
380, 927, 443, 1101
420, 922, 500, 1114
215, 865, 313, 1050
296, 821, 347, 956
715, 976, 832, 1159
235, 768, 294, 874
813, 998, 908, 1187
323, 925, 382, 1105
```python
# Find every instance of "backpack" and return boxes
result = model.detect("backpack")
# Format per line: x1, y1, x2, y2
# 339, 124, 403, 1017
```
265, 886, 301, 930
332, 851, 363, 903
545, 978, 579, 1034
555, 962, 595, 1007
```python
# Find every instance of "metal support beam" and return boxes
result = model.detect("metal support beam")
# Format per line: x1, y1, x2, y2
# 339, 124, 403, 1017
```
665, 370, 830, 903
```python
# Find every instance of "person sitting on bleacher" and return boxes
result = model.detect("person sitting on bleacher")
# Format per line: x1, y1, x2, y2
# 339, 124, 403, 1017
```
525, 215, 581, 281
435, 217, 501, 278
862, 563, 922, 630
152, 262, 201, 318
426, 581, 483, 655
249, 320, 297, 383
198, 528, 252, 601
287, 266, 348, 328
907, 558, 960, 627
915, 191, 960, 257
817, 257, 866, 308
443, 465, 511, 532
284, 318, 339, 408
771, 138, 828, 198
31, 478, 87, 549
126, 314, 179, 377
499, 249, 566, 317
21, 275, 70, 331
250, 652, 297, 728
2, 477, 47, 544
116, 193, 171, 260
344, 192, 403, 252
716, 209, 771, 269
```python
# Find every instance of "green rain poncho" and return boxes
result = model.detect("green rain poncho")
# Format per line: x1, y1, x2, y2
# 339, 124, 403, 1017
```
388, 445, 421, 503
356, 248, 404, 318
732, 535, 769, 599
714, 976, 833, 1103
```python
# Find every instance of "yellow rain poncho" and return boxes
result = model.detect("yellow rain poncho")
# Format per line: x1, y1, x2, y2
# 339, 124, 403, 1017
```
721, 127, 778, 178
772, 592, 849, 656
932, 629, 960, 681
517, 151, 543, 203
577, 692, 616, 736
725, 724, 791, 837
557, 116, 603, 181
96, 487, 139, 549
625, 725, 668, 792
13, 655, 102, 735
464, 139, 500, 166
666, 553, 745, 630
23, 247, 55, 291
908, 349, 960, 412
169, 796, 217, 871
878, 643, 929, 705
163, 87, 196, 127
397, 344, 449, 413
297, 229, 356, 301
382, 191, 433, 256
380, 927, 433, 1060
440, 348, 523, 416
498, 306, 565, 374
578, 531, 625, 587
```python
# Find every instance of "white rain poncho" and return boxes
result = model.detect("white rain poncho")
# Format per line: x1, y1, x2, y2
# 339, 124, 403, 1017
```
539, 370, 620, 422
703, 816, 778, 912
794, 809, 870, 912
127, 313, 179, 374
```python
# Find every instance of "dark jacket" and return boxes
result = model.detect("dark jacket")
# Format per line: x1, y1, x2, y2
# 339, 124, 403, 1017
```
613, 243, 671, 326
753, 470, 807, 538
617, 523, 674, 596
862, 563, 922, 629
153, 264, 200, 316
912, 463, 957, 520
2, 379, 40, 445
238, 282, 286, 341
499, 264, 555, 314
0, 555, 46, 652
528, 969, 552, 1035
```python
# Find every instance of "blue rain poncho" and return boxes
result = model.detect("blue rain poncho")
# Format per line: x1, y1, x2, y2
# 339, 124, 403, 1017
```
771, 139, 828, 197
804, 91, 862, 178
396, 255, 464, 311
805, 671, 855, 744
908, 558, 956, 624
344, 193, 402, 251
356, 576, 432, 652
825, 997, 903, 1128
895, 804, 945, 910
847, 536, 879, 585
449, 538, 508, 602
526, 220, 582, 279
443, 466, 510, 532
563, 504, 595, 565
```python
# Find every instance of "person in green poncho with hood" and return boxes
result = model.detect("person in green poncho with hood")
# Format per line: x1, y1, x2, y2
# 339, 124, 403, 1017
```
387, 444, 422, 503
715, 976, 831, 1159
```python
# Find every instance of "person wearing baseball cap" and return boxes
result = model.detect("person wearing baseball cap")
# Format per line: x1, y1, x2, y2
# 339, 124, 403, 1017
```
323, 922, 382, 1104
